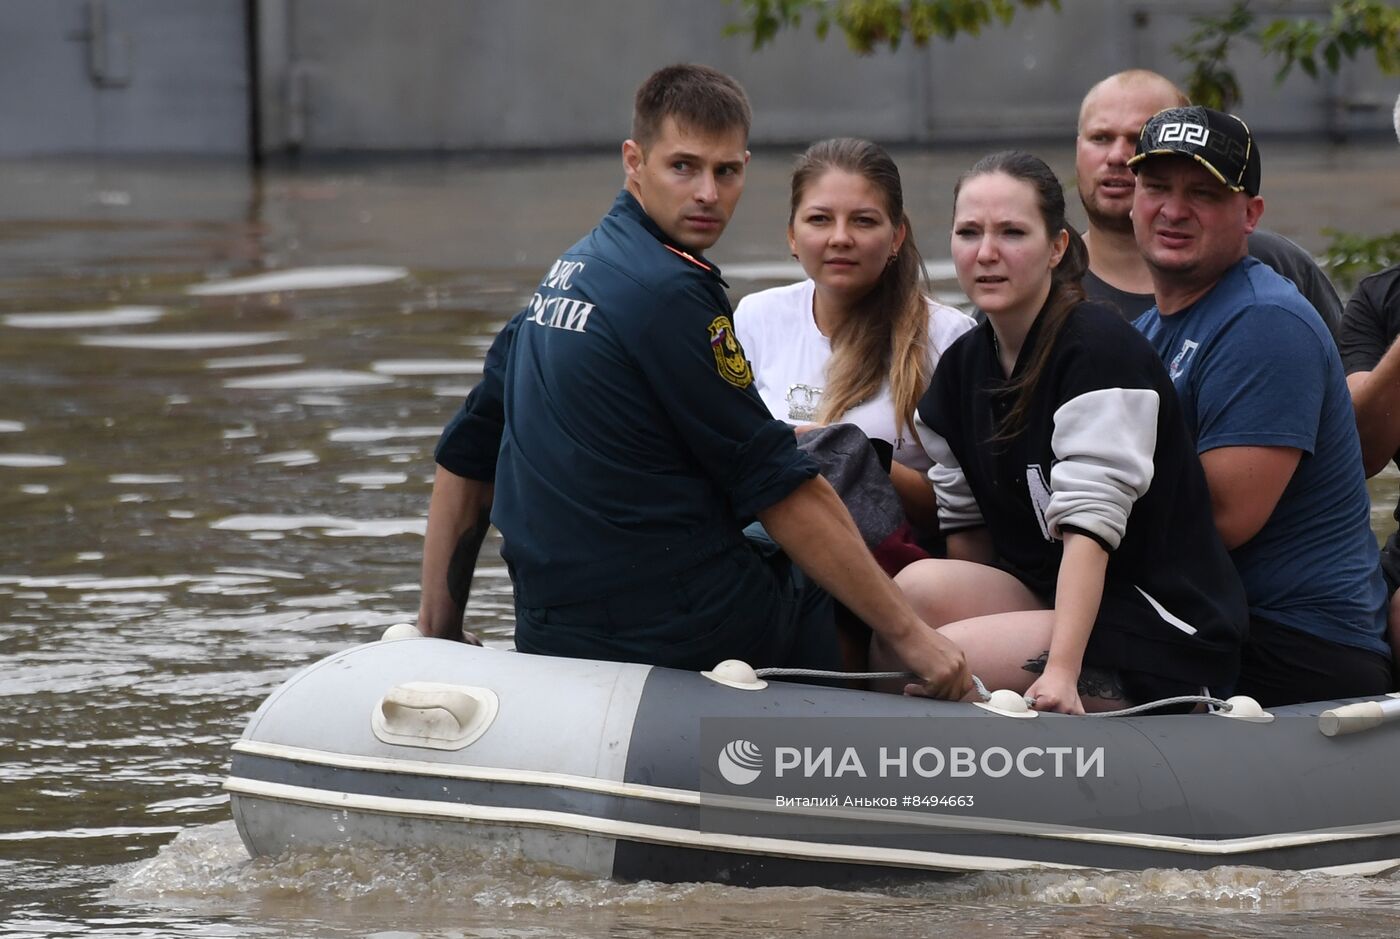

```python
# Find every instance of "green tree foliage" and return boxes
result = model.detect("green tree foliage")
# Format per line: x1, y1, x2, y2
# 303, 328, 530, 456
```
1175, 0, 1400, 110
726, 0, 1060, 53
1171, 2, 1253, 110
1320, 229, 1400, 292
728, 0, 1400, 109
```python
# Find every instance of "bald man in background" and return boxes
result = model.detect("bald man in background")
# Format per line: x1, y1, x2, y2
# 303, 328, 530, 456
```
1074, 69, 1342, 337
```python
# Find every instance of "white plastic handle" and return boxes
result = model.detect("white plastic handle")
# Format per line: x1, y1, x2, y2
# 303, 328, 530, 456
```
1318, 700, 1400, 737
382, 685, 479, 731
371, 682, 500, 750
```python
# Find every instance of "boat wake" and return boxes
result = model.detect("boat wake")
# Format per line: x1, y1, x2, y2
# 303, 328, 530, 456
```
111, 821, 1397, 916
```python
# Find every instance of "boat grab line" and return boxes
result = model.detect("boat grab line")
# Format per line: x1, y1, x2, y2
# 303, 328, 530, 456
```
226, 742, 1400, 856
223, 777, 1400, 876
223, 777, 1081, 874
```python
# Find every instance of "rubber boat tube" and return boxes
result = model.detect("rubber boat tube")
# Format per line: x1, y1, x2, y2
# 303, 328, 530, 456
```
225, 638, 1400, 886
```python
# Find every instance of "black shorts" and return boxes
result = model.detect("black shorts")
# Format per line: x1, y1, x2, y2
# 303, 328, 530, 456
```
1114, 669, 1207, 715
1025, 648, 1207, 714
1233, 614, 1393, 708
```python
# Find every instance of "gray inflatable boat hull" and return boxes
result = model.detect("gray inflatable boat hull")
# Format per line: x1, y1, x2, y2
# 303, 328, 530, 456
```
225, 639, 1400, 885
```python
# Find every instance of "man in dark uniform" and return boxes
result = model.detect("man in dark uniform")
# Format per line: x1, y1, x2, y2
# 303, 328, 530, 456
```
417, 64, 969, 698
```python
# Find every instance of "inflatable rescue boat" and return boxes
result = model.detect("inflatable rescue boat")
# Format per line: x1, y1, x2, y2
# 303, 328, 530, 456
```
225, 633, 1400, 886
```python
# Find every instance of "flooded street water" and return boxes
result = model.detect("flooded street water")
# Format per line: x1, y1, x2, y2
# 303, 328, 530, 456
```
3, 140, 1400, 938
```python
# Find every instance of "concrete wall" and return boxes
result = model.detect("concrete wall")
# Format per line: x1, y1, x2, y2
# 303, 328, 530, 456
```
0, 0, 249, 157
253, 0, 1397, 155
1, 1, 1394, 158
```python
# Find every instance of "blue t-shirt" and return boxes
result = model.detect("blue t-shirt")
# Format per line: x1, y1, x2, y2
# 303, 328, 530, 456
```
1134, 257, 1387, 657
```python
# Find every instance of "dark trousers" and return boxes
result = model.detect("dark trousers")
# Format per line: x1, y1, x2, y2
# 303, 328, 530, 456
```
514, 537, 839, 673
1234, 615, 1393, 707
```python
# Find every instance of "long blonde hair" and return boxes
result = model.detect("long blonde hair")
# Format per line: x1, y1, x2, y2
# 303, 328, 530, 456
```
790, 138, 933, 437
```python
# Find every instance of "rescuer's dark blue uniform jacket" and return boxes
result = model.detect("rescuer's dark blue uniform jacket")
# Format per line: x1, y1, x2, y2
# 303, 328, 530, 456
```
435, 191, 818, 622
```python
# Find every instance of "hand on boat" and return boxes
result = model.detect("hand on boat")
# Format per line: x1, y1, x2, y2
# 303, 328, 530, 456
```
1025, 669, 1085, 715
414, 613, 483, 645
899, 630, 973, 701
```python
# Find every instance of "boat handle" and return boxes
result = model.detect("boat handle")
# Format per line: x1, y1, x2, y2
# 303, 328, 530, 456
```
372, 682, 499, 750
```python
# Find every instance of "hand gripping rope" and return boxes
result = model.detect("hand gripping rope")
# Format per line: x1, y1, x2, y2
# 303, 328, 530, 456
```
747, 666, 1256, 719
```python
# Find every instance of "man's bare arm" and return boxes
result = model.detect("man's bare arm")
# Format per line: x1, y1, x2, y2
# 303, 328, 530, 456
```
1198, 445, 1303, 550
756, 476, 970, 699
1346, 334, 1400, 477
417, 466, 493, 642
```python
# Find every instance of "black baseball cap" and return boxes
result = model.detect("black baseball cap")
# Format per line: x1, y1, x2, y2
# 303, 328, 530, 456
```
1128, 106, 1261, 197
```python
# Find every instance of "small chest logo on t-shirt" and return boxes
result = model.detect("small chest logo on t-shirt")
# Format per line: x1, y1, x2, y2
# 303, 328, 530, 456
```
785, 383, 822, 421
1168, 339, 1199, 381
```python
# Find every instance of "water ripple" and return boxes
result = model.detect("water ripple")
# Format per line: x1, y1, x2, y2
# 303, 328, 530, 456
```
4, 307, 164, 329
80, 333, 288, 350
186, 266, 409, 296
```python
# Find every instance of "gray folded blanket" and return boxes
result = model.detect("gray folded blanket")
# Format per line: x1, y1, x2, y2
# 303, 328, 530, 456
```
795, 423, 904, 548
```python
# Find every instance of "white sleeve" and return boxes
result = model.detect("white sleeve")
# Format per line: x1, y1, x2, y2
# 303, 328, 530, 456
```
1046, 388, 1159, 550
915, 411, 984, 531
733, 294, 760, 356
926, 301, 978, 362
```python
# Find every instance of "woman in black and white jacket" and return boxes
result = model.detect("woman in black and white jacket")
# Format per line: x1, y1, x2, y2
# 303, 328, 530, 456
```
884, 151, 1247, 714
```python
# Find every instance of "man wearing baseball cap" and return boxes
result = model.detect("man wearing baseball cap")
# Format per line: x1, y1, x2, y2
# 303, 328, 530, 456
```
1131, 106, 1391, 706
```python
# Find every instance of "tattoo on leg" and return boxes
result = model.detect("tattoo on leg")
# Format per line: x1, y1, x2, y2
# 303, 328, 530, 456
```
1076, 667, 1126, 702
1022, 652, 1126, 701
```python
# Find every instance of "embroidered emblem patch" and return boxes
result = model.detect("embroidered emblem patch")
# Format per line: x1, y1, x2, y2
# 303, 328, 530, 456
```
708, 315, 753, 388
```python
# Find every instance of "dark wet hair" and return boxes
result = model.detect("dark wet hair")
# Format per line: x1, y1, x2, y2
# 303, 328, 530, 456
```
953, 150, 1088, 439
789, 137, 933, 436
631, 64, 751, 150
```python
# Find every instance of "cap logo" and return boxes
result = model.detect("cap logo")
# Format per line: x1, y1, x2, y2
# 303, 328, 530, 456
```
1156, 121, 1210, 147
1133, 106, 1259, 196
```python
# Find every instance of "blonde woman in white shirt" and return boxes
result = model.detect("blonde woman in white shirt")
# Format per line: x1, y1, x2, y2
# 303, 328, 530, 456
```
735, 137, 975, 537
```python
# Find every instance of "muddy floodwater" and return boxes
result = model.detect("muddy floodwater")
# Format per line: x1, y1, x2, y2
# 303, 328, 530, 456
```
4, 141, 1400, 938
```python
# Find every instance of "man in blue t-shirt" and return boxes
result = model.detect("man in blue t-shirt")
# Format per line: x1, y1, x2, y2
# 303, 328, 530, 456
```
415, 65, 969, 698
1129, 106, 1391, 705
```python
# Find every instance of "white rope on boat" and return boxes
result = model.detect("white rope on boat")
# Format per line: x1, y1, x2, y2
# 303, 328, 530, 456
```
752, 667, 1233, 715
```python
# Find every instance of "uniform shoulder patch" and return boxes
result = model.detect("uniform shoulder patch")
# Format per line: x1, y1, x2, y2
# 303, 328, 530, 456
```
708, 315, 753, 389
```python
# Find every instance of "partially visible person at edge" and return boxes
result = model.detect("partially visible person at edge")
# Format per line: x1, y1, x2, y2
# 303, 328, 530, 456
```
733, 137, 975, 552
1130, 106, 1391, 706
416, 64, 970, 699
1337, 91, 1400, 679
887, 150, 1247, 715
1075, 69, 1342, 337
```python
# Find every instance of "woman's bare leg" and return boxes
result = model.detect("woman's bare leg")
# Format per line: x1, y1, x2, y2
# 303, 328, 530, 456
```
939, 610, 1130, 712
869, 559, 1042, 692
878, 559, 1128, 711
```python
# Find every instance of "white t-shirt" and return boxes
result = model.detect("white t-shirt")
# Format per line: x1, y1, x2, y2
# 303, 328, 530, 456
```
733, 279, 976, 473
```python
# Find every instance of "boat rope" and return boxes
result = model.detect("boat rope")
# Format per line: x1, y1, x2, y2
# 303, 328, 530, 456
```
752, 667, 1234, 715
